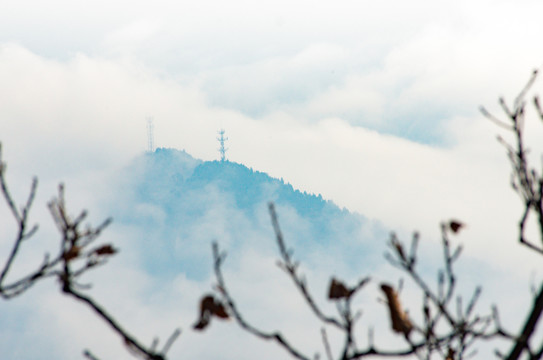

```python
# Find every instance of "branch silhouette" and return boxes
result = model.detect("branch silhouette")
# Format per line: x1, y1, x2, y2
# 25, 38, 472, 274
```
203, 69, 543, 360
3, 68, 543, 360
0, 147, 180, 359
481, 68, 543, 360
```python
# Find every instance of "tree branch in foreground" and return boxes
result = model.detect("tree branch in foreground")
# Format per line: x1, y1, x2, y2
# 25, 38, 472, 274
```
481, 69, 543, 360
205, 202, 507, 359
202, 70, 543, 359
0, 148, 180, 359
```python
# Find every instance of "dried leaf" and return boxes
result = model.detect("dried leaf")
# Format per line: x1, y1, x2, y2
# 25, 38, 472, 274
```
193, 317, 210, 330
380, 283, 413, 336
212, 302, 229, 318
328, 278, 350, 299
200, 295, 216, 315
193, 296, 214, 331
193, 295, 229, 331
449, 220, 465, 234
93, 244, 117, 256
63, 246, 81, 261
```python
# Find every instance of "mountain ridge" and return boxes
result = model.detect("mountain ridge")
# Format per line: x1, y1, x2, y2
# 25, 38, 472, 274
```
109, 148, 386, 280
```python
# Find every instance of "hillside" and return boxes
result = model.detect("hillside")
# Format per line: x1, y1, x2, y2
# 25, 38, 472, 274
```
109, 148, 387, 280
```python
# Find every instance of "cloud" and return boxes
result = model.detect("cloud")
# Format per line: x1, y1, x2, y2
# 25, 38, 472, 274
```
2, 0, 543, 355
1, 40, 541, 271
2, 0, 543, 146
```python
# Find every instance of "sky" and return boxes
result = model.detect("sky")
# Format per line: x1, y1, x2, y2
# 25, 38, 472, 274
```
1, 0, 543, 359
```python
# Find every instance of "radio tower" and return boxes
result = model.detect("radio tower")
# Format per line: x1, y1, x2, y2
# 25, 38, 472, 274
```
217, 129, 228, 161
146, 117, 155, 152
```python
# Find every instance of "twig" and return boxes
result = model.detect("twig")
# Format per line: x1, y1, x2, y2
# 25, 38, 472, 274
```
506, 284, 543, 360
48, 186, 178, 360
212, 242, 312, 360
486, 70, 543, 360
161, 328, 181, 355
63, 285, 165, 360
321, 328, 333, 360
0, 147, 41, 293
83, 349, 100, 360
1, 149, 180, 359
268, 203, 344, 330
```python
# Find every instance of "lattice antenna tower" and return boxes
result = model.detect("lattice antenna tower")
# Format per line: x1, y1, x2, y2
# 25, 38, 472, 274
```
217, 129, 228, 161
146, 117, 155, 152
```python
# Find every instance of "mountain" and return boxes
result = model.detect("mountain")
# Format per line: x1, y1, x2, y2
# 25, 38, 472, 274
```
109, 148, 387, 280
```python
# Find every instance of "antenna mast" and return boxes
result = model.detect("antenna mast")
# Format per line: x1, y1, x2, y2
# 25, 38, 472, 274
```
147, 117, 155, 152
217, 129, 228, 161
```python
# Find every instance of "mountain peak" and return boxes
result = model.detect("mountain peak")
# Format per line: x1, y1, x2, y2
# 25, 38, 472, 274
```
111, 148, 386, 280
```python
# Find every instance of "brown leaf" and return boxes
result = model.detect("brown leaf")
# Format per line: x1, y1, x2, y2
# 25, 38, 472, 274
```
63, 246, 81, 261
193, 295, 229, 331
93, 244, 117, 256
380, 283, 413, 336
328, 278, 350, 300
212, 302, 229, 318
193, 317, 210, 330
193, 296, 214, 331
449, 220, 465, 234
200, 295, 216, 315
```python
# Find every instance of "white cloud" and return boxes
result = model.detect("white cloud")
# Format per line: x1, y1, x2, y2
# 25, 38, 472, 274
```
103, 20, 162, 55
7, 0, 543, 140
1, 40, 541, 269
2, 0, 543, 358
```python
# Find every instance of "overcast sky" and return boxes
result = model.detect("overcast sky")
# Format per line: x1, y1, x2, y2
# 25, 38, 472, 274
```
2, 0, 543, 359
1, 0, 543, 244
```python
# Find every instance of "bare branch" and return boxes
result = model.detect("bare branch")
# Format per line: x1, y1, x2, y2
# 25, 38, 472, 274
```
505, 284, 543, 360
480, 106, 514, 131
48, 186, 178, 360
161, 328, 182, 356
321, 328, 333, 360
212, 242, 312, 360
0, 144, 180, 359
268, 203, 344, 330
83, 349, 100, 360
63, 285, 167, 360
